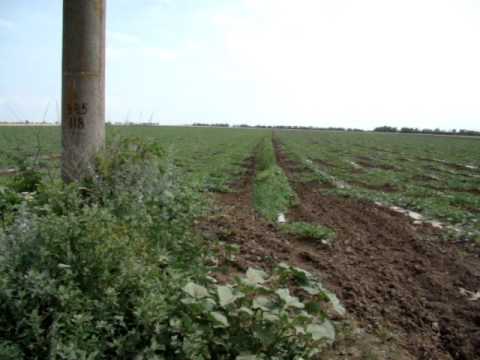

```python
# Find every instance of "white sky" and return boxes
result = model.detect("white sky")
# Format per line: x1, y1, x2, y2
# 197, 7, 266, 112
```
0, 0, 479, 130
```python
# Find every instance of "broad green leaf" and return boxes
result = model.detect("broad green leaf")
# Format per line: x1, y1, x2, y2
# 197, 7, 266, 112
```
237, 307, 254, 316
291, 266, 312, 283
244, 268, 268, 286
204, 297, 217, 311
252, 296, 271, 311
263, 312, 279, 322
211, 311, 229, 327
306, 320, 335, 342
304, 301, 322, 315
302, 286, 321, 295
297, 310, 313, 320
275, 288, 304, 309
324, 290, 346, 316
295, 326, 306, 335
217, 285, 238, 307
183, 282, 209, 299
236, 355, 258, 360
292, 266, 312, 277
314, 281, 347, 316
169, 318, 181, 329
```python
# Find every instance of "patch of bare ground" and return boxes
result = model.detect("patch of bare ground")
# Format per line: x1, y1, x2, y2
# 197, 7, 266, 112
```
369, 146, 397, 154
355, 156, 400, 172
0, 168, 18, 177
449, 187, 480, 196
355, 158, 376, 169
419, 158, 480, 176
435, 186, 480, 197
199, 150, 291, 276
313, 158, 338, 169
421, 164, 465, 178
412, 174, 440, 183
349, 179, 399, 193
412, 178, 480, 198
198, 143, 415, 360
273, 137, 480, 360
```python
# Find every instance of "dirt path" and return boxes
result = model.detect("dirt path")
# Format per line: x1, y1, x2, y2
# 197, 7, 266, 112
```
200, 137, 480, 359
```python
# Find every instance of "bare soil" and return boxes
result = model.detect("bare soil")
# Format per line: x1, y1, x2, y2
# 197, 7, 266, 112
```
200, 137, 480, 360
0, 168, 18, 177
274, 138, 480, 360
313, 158, 339, 169
349, 179, 399, 193
355, 156, 399, 172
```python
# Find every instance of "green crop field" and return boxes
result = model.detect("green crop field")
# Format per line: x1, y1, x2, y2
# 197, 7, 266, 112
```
1, 126, 480, 359
0, 126, 267, 191
1, 126, 479, 237
276, 130, 480, 240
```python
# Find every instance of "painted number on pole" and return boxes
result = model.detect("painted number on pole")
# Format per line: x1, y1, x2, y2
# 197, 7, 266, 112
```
67, 102, 88, 129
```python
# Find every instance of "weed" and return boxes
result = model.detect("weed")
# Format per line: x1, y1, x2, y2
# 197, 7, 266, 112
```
280, 221, 335, 245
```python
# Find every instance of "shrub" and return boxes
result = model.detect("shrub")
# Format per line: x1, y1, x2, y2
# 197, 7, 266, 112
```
0, 138, 205, 359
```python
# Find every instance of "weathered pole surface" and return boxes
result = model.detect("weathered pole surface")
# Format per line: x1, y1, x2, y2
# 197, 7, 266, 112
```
62, 0, 106, 182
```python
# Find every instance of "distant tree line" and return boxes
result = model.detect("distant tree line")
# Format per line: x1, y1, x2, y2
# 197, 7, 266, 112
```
111, 122, 162, 126
238, 125, 365, 132
0, 121, 55, 125
192, 123, 230, 127
192, 123, 365, 132
373, 126, 480, 136
3, 120, 476, 136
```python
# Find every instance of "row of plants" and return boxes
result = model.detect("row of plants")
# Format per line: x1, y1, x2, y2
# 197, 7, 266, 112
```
0, 137, 340, 359
253, 136, 297, 222
0, 126, 268, 193
276, 130, 480, 242
252, 135, 336, 246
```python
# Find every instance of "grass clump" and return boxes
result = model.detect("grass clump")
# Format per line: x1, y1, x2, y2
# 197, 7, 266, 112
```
280, 222, 335, 245
254, 136, 296, 222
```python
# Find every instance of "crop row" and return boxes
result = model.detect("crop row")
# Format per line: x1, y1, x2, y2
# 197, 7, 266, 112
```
276, 130, 480, 241
0, 126, 267, 192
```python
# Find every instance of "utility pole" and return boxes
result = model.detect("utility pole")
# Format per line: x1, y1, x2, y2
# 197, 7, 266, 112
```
61, 0, 106, 182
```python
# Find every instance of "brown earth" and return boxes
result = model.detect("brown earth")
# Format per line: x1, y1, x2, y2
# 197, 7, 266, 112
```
412, 174, 440, 183
274, 138, 480, 360
355, 156, 400, 172
419, 158, 480, 177
314, 158, 339, 169
200, 136, 480, 360
349, 179, 399, 193
0, 168, 18, 177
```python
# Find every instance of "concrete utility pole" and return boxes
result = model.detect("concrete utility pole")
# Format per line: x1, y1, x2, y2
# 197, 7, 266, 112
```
61, 0, 106, 182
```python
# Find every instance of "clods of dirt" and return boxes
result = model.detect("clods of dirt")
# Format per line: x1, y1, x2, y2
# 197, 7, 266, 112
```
274, 137, 480, 360
200, 136, 480, 360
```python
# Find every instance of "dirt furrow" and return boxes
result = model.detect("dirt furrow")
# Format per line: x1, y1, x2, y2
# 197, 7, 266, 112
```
200, 139, 416, 359
272, 135, 480, 360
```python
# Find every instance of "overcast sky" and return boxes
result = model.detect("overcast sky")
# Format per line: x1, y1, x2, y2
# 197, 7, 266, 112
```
0, 0, 479, 130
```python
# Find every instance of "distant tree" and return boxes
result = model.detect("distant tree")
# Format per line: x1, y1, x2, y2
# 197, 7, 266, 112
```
374, 126, 398, 133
